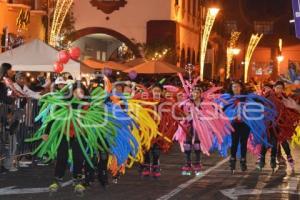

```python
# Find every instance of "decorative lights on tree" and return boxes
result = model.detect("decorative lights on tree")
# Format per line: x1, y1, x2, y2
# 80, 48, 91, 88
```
200, 8, 219, 81
49, 0, 74, 46
226, 31, 241, 79
244, 34, 263, 83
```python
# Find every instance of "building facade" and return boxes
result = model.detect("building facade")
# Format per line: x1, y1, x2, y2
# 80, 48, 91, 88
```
216, 0, 300, 81
70, 0, 204, 68
0, 0, 46, 52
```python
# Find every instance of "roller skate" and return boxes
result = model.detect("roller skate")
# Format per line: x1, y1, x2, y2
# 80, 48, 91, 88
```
229, 158, 236, 174
192, 163, 202, 176
49, 178, 62, 193
112, 173, 120, 184
152, 165, 161, 178
256, 156, 265, 171
74, 183, 85, 196
287, 156, 295, 171
74, 177, 85, 196
141, 164, 151, 177
270, 157, 277, 173
240, 159, 247, 172
181, 163, 192, 176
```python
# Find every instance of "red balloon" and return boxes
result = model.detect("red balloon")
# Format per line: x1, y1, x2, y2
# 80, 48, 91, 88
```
69, 47, 81, 60
54, 62, 64, 73
58, 50, 70, 64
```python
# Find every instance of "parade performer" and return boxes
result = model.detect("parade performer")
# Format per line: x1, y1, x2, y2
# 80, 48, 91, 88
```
219, 81, 276, 174
272, 81, 299, 170
256, 83, 279, 172
128, 81, 181, 178
26, 81, 140, 194
173, 71, 233, 176
100, 78, 162, 179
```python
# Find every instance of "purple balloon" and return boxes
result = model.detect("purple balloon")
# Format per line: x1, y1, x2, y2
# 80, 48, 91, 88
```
103, 67, 112, 76
128, 70, 137, 80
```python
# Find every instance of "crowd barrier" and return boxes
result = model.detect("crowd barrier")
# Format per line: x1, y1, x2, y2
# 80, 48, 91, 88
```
0, 98, 41, 169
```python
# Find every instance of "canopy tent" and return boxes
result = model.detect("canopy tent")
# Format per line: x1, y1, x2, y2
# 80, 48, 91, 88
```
123, 60, 184, 74
83, 59, 129, 71
0, 39, 94, 79
124, 58, 146, 67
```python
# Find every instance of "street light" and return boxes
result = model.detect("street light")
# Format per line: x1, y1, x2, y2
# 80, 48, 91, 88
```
277, 55, 284, 74
209, 8, 220, 16
231, 48, 241, 55
277, 55, 284, 63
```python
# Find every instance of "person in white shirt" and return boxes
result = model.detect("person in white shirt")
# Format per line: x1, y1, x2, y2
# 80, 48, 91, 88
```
14, 72, 41, 99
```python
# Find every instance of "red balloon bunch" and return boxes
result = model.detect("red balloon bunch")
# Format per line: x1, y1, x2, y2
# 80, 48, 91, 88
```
53, 62, 64, 73
54, 47, 81, 73
69, 47, 81, 60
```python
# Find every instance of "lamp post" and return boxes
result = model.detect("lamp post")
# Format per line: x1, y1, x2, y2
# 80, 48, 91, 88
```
229, 48, 240, 79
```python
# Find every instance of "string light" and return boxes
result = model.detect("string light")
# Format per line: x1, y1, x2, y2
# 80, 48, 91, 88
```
226, 31, 241, 79
200, 8, 219, 81
244, 34, 263, 83
150, 49, 169, 61
50, 0, 74, 46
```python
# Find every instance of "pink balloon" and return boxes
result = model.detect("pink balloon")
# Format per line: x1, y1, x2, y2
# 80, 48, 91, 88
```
54, 62, 64, 73
69, 47, 81, 60
58, 50, 70, 64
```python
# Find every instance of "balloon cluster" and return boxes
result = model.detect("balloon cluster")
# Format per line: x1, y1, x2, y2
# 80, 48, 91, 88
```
54, 47, 81, 73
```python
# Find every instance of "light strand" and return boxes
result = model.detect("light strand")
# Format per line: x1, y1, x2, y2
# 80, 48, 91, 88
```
244, 34, 263, 83
49, 0, 73, 46
200, 8, 219, 81
226, 31, 240, 79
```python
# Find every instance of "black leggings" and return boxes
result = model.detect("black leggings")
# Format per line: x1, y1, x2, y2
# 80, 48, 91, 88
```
183, 129, 201, 164
231, 122, 250, 159
278, 140, 291, 157
144, 143, 160, 166
261, 127, 277, 159
54, 136, 84, 179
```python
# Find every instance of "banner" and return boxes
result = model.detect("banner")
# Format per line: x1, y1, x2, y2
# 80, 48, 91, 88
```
292, 0, 300, 39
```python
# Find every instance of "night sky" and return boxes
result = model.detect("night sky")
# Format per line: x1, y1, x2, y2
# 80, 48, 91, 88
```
243, 0, 288, 18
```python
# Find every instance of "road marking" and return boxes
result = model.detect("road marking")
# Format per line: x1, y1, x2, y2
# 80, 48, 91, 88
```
221, 177, 300, 200
286, 177, 299, 190
0, 180, 73, 196
156, 157, 229, 200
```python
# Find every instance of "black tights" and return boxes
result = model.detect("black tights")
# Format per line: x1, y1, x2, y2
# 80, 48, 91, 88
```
144, 143, 160, 165
231, 122, 250, 159
261, 127, 277, 159
54, 136, 84, 179
278, 140, 291, 158
184, 141, 201, 164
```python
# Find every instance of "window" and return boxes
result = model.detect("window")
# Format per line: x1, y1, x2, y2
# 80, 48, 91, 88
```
225, 20, 238, 34
175, 0, 179, 6
187, 0, 191, 14
254, 21, 274, 34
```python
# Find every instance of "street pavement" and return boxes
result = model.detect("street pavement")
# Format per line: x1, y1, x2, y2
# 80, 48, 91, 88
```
0, 145, 299, 200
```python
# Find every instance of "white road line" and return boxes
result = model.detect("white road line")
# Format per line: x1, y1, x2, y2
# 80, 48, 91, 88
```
156, 157, 230, 200
286, 177, 299, 191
